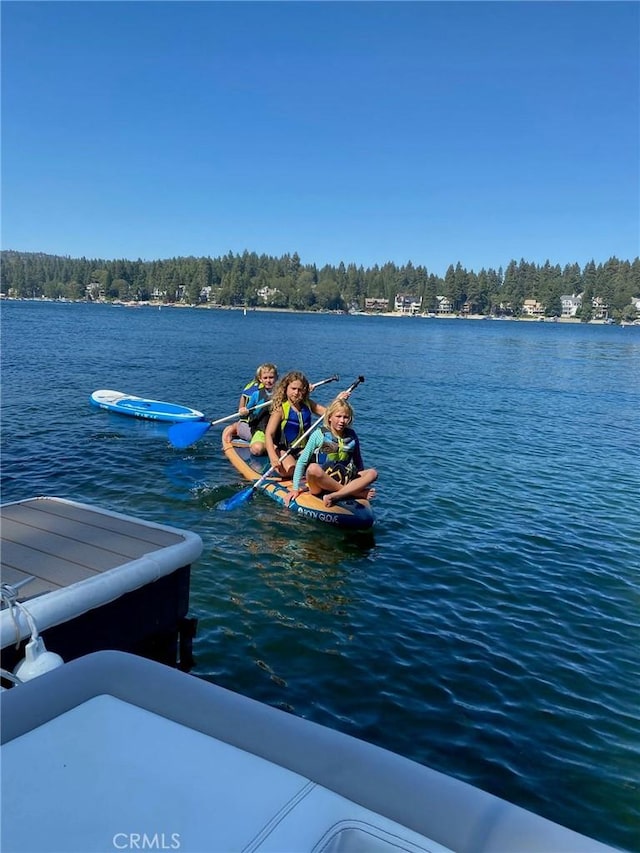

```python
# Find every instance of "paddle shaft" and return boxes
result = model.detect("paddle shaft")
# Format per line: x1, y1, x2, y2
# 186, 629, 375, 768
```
310, 374, 339, 391
210, 400, 269, 428
234, 374, 338, 421
168, 374, 339, 449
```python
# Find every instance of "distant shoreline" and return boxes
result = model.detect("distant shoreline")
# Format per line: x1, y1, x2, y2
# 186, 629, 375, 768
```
2, 295, 630, 325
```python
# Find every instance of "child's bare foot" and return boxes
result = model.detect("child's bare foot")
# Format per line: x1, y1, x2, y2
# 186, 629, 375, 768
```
366, 488, 376, 500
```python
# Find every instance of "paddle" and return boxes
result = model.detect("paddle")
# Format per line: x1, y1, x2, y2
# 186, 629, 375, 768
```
167, 374, 340, 449
217, 375, 365, 511
310, 374, 339, 392
168, 402, 269, 449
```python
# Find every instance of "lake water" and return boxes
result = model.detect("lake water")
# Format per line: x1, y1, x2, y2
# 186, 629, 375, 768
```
2, 300, 639, 851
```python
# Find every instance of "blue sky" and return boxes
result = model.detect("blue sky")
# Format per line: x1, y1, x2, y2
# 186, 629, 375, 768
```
2, 1, 638, 275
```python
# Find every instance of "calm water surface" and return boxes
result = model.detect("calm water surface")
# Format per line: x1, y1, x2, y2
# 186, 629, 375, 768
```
2, 301, 639, 851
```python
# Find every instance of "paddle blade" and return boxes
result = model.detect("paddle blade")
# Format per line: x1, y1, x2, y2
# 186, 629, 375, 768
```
216, 485, 255, 511
168, 420, 211, 449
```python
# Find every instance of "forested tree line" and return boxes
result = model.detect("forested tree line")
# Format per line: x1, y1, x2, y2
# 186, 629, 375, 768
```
2, 250, 639, 321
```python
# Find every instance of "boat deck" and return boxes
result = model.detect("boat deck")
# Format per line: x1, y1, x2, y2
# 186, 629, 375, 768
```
1, 497, 202, 669
0, 651, 618, 853
1, 496, 191, 601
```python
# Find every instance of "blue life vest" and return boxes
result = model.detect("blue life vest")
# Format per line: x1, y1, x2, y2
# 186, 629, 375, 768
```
242, 381, 271, 430
280, 401, 312, 448
314, 428, 357, 466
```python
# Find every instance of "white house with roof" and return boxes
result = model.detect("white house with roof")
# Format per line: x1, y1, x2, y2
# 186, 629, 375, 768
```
561, 294, 582, 317
591, 296, 609, 319
436, 296, 453, 315
394, 293, 422, 314
257, 286, 280, 303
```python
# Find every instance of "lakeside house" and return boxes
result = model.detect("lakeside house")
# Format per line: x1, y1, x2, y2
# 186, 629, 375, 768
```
591, 296, 609, 320
364, 297, 389, 312
394, 293, 422, 314
257, 285, 281, 304
522, 299, 545, 317
561, 294, 581, 317
436, 296, 453, 316
436, 296, 454, 315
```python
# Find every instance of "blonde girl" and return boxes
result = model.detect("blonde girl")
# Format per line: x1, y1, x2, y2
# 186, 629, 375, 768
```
285, 398, 377, 508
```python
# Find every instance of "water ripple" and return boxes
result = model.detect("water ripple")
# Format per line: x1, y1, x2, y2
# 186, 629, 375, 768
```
2, 304, 639, 851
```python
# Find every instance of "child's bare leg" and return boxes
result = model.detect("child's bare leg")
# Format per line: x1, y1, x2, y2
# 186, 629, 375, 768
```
236, 422, 252, 441
278, 456, 296, 478
249, 430, 267, 456
305, 463, 342, 496
323, 469, 378, 507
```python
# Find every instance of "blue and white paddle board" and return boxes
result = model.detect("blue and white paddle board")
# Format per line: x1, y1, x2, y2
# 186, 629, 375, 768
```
90, 390, 205, 423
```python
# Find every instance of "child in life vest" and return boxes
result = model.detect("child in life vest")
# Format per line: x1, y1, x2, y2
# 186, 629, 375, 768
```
284, 398, 377, 508
265, 371, 326, 477
233, 363, 278, 455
